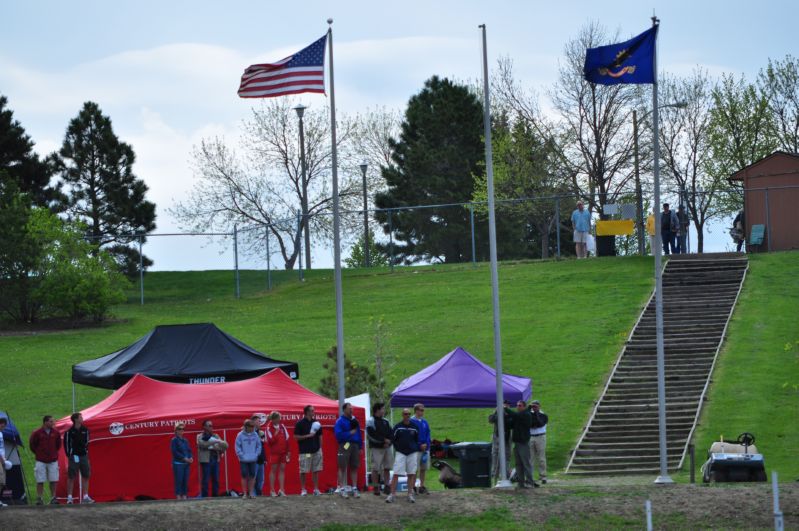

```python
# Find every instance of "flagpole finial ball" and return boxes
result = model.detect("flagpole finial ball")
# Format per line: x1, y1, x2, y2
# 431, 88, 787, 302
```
327, 18, 333, 25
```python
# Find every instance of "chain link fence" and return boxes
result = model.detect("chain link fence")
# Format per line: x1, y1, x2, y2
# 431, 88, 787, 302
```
94, 185, 798, 304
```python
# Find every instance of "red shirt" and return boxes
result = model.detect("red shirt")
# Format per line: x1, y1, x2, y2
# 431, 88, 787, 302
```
29, 427, 62, 463
265, 423, 289, 455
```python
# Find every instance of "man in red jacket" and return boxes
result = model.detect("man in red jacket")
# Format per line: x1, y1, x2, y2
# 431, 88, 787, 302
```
29, 415, 62, 505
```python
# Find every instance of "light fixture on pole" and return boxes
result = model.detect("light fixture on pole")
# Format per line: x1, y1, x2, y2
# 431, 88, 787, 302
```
359, 162, 370, 268
294, 103, 311, 272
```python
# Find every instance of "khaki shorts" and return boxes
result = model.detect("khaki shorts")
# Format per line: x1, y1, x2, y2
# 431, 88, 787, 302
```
574, 230, 588, 243
34, 461, 59, 483
299, 450, 323, 473
393, 452, 418, 476
67, 455, 91, 479
337, 443, 360, 470
370, 447, 394, 472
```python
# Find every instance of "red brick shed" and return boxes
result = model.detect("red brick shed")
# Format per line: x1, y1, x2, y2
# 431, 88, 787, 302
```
729, 151, 799, 252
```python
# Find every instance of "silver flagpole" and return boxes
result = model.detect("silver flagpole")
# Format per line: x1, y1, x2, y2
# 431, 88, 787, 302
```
651, 15, 673, 484
327, 19, 346, 409
480, 24, 512, 489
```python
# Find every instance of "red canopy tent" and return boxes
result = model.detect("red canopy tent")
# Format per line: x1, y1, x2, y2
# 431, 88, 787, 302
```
54, 370, 365, 501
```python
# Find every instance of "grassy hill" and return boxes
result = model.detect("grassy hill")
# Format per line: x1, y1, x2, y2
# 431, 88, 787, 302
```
2, 252, 796, 486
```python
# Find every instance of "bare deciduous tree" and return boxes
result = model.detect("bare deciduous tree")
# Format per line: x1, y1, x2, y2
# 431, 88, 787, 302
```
658, 69, 721, 252
171, 99, 358, 270
550, 22, 640, 213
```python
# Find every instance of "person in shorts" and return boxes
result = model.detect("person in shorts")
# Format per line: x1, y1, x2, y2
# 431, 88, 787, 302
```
333, 402, 363, 498
294, 405, 323, 496
385, 408, 419, 504
411, 403, 431, 494
64, 413, 93, 504
235, 419, 262, 499
366, 402, 393, 496
265, 411, 290, 497
29, 415, 61, 505
571, 200, 591, 259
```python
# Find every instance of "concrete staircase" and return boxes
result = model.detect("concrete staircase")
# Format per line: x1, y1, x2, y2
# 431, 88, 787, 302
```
565, 253, 749, 475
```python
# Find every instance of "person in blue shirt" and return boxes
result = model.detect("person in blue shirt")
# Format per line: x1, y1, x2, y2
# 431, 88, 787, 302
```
170, 423, 193, 499
334, 402, 363, 498
411, 403, 432, 494
571, 201, 592, 259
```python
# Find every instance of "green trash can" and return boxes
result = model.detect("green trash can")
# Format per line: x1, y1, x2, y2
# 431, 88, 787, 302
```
450, 442, 492, 488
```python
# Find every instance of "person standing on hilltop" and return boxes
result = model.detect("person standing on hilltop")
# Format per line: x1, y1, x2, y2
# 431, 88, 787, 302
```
571, 201, 592, 259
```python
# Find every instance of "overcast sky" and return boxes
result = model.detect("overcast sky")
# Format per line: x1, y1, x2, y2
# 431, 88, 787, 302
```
2, 0, 795, 270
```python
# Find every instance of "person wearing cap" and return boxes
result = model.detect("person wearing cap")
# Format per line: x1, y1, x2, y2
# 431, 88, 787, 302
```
294, 405, 323, 496
676, 205, 690, 254
170, 423, 193, 500
528, 400, 549, 485
489, 400, 512, 482
235, 419, 262, 499
64, 413, 93, 504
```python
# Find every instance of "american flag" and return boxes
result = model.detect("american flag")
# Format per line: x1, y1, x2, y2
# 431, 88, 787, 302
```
238, 35, 327, 98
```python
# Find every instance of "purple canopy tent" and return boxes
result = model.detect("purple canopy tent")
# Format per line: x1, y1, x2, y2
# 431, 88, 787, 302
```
390, 347, 532, 408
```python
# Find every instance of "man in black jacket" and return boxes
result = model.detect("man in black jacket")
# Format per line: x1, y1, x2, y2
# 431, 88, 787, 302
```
504, 401, 535, 489
385, 409, 418, 504
366, 402, 393, 496
294, 405, 323, 496
64, 413, 93, 504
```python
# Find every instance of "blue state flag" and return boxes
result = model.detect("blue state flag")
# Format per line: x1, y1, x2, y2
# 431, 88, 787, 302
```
583, 26, 657, 85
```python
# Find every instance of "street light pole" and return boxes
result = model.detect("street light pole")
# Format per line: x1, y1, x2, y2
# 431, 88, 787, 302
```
634, 110, 645, 256
294, 104, 311, 270
633, 101, 686, 257
359, 162, 370, 268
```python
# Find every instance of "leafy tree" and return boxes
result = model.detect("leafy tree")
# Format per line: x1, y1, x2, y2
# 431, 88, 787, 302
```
758, 55, 799, 153
375, 76, 484, 264
345, 229, 389, 268
55, 101, 156, 275
34, 216, 128, 322
0, 174, 42, 322
0, 177, 127, 323
172, 99, 358, 270
705, 74, 778, 215
318, 346, 378, 400
473, 115, 575, 259
0, 95, 62, 208
658, 69, 722, 252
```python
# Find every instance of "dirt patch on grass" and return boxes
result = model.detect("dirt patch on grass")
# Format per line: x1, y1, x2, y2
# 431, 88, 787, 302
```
2, 483, 796, 530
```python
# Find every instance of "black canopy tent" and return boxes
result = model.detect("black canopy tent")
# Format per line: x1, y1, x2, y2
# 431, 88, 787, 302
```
72, 323, 299, 390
